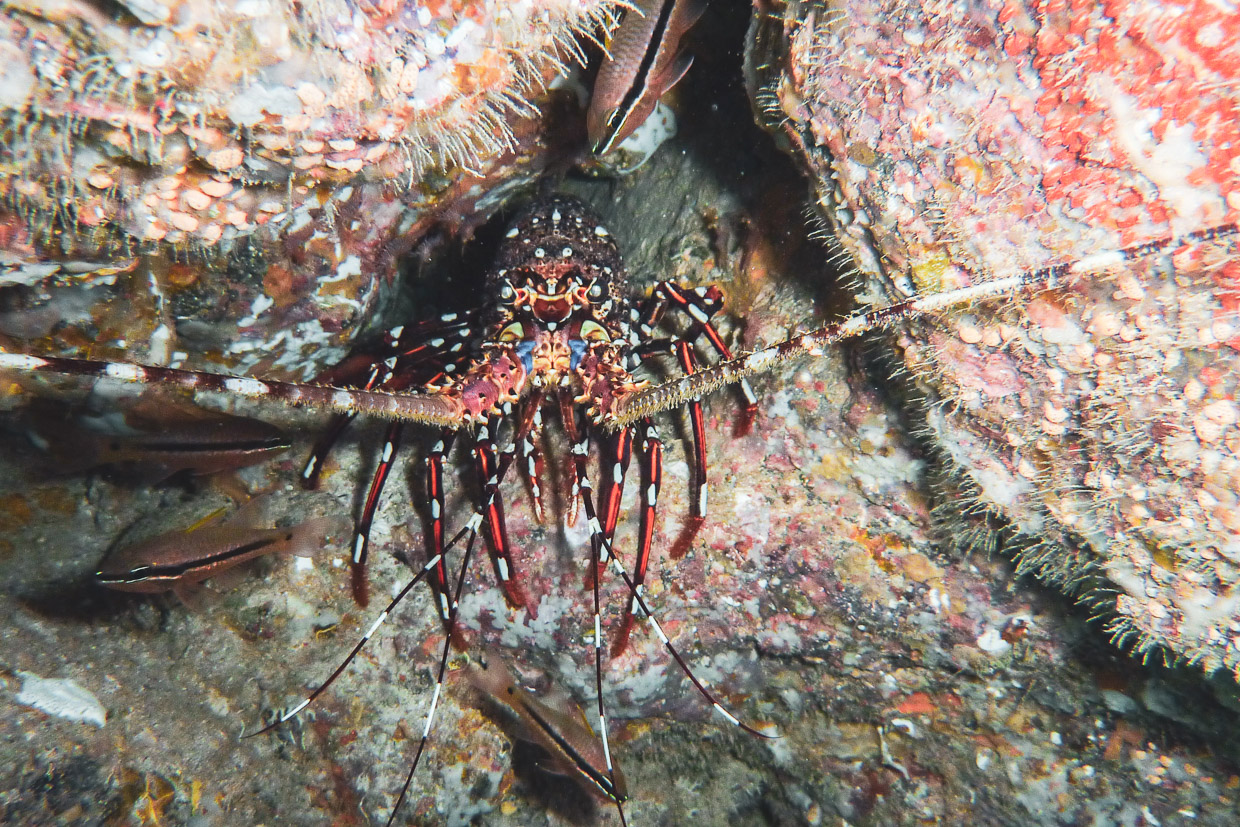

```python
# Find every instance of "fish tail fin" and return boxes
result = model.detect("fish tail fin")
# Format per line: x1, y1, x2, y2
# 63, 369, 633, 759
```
284, 516, 339, 557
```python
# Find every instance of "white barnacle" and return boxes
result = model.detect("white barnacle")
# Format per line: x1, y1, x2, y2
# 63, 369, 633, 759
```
561, 246, 573, 257
594, 225, 609, 237
535, 247, 546, 258
224, 377, 269, 396
744, 348, 780, 372
506, 227, 519, 238
105, 362, 146, 382
1071, 250, 1126, 273
0, 353, 49, 370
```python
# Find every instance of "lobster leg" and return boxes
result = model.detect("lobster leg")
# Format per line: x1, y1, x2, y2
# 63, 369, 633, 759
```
424, 429, 457, 623
637, 282, 758, 431
669, 340, 707, 560
390, 397, 546, 822
349, 421, 405, 606
560, 393, 587, 529
519, 407, 548, 523
591, 425, 634, 589
637, 282, 759, 558
561, 404, 629, 825
655, 282, 758, 433
304, 312, 479, 490
301, 363, 384, 490
566, 407, 771, 818
300, 412, 357, 490
611, 418, 662, 657
263, 406, 543, 825
472, 416, 528, 609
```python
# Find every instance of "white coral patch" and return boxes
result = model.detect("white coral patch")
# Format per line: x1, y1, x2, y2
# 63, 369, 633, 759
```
16, 672, 107, 727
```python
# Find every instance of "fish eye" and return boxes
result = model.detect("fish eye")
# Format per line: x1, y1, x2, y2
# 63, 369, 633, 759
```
588, 282, 603, 299
500, 283, 515, 302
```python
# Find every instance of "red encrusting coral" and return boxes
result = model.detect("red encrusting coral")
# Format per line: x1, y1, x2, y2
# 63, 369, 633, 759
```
752, 0, 1240, 677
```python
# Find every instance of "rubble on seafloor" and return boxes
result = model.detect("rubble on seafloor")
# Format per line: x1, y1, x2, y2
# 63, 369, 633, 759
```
2, 2, 1240, 826
1, 0, 620, 375
751, 0, 1240, 679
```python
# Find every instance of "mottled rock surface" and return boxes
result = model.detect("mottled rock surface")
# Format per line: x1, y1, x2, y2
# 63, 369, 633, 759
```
1, 1, 617, 375
753, 0, 1240, 676
2, 4, 1240, 827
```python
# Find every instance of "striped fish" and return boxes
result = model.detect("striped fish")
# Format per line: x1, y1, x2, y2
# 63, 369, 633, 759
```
587, 0, 707, 155
467, 651, 629, 804
96, 498, 332, 600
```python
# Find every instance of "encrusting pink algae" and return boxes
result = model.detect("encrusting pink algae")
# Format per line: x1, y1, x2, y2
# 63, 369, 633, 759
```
754, 0, 1240, 680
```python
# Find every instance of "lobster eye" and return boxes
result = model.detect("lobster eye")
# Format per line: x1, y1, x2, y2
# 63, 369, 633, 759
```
498, 323, 524, 342
580, 320, 610, 343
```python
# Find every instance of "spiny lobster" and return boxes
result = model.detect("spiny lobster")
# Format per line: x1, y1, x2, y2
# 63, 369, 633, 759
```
2, 194, 1237, 824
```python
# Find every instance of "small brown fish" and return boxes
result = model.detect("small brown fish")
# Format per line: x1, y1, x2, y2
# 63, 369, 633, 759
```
19, 390, 290, 479
587, 0, 707, 155
467, 651, 629, 805
95, 497, 332, 600
88, 392, 291, 477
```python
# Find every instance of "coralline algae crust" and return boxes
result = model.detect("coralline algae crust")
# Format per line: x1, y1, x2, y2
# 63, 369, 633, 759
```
754, 0, 1240, 676
1, 1, 622, 375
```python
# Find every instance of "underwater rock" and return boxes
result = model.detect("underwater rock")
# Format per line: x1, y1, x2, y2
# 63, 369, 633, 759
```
751, 0, 1240, 675
0, 0, 618, 375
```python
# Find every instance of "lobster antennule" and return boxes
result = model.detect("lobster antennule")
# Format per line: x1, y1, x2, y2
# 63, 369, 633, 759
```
607, 219, 1240, 427
0, 352, 471, 427
606, 268, 1057, 426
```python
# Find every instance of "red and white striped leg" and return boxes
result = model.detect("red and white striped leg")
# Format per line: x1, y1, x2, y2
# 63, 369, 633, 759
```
519, 406, 548, 524
568, 415, 772, 754
349, 421, 405, 607
611, 418, 662, 658
472, 416, 528, 609
424, 429, 456, 624
590, 425, 634, 591
668, 339, 707, 560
